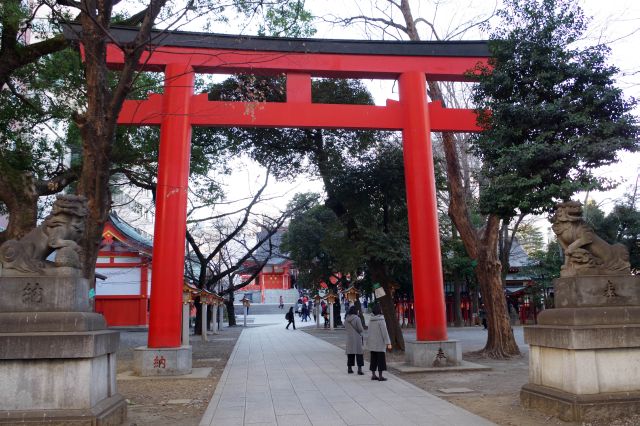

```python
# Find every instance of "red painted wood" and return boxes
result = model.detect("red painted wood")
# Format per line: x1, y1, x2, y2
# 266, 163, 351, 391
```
140, 263, 149, 297
147, 63, 194, 348
286, 73, 311, 103
102, 37, 489, 345
118, 96, 481, 132
95, 296, 148, 326
106, 44, 486, 80
399, 71, 448, 341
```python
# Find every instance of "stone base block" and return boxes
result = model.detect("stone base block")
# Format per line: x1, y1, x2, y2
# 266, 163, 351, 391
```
133, 345, 192, 376
528, 344, 640, 395
0, 311, 107, 332
0, 271, 89, 313
538, 306, 640, 326
0, 393, 127, 425
0, 329, 120, 359
0, 353, 117, 410
405, 340, 461, 367
554, 275, 640, 308
521, 383, 640, 422
524, 323, 640, 350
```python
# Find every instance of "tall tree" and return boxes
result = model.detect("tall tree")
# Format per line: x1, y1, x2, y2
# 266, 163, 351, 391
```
329, 0, 639, 358
0, 0, 314, 281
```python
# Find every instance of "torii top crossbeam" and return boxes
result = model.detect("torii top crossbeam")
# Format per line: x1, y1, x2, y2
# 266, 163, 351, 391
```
65, 25, 489, 348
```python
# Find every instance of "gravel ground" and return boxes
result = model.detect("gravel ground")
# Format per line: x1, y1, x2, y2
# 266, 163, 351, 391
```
303, 325, 640, 426
112, 320, 640, 426
116, 326, 242, 426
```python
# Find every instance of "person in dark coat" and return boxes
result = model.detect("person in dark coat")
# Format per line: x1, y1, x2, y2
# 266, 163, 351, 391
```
301, 303, 309, 322
345, 306, 365, 375
285, 307, 296, 330
366, 304, 391, 381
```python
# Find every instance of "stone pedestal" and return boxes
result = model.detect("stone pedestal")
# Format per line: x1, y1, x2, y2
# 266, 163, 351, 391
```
133, 345, 193, 376
405, 339, 462, 367
0, 270, 126, 425
522, 275, 640, 422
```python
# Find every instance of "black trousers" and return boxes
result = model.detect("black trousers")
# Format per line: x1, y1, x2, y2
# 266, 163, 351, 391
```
369, 351, 387, 372
347, 353, 364, 367
286, 320, 296, 329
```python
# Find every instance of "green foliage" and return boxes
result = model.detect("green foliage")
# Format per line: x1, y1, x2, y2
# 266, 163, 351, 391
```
584, 198, 640, 273
282, 199, 356, 288
206, 76, 379, 180
234, 0, 315, 37
472, 0, 639, 217
515, 222, 545, 255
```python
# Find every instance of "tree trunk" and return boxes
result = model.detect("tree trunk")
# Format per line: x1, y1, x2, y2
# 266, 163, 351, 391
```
76, 12, 115, 284
370, 260, 405, 351
397, 0, 519, 358
194, 298, 203, 335
225, 299, 236, 326
333, 300, 342, 327
0, 172, 38, 243
476, 216, 521, 357
453, 279, 463, 327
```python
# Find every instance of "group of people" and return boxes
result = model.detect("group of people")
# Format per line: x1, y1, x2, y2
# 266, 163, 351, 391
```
344, 305, 392, 381
284, 300, 392, 381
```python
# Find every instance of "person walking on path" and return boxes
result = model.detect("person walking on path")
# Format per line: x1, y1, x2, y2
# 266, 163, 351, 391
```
345, 306, 365, 375
366, 304, 391, 381
285, 307, 296, 330
301, 303, 309, 322
279, 295, 284, 309
479, 305, 487, 330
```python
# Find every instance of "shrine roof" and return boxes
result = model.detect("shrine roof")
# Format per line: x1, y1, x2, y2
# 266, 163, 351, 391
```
63, 25, 490, 58
105, 212, 153, 255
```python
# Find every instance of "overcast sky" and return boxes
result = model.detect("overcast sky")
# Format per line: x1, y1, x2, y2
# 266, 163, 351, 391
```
214, 1, 640, 219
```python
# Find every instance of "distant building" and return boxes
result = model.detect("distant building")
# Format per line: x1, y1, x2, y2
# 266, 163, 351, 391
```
94, 212, 153, 326
238, 228, 298, 304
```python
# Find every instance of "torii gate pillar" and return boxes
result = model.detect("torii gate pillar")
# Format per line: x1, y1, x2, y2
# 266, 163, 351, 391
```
400, 71, 462, 366
133, 64, 194, 376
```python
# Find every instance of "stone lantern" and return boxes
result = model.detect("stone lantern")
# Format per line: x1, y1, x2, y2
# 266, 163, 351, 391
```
343, 285, 360, 304
182, 283, 199, 346
198, 290, 213, 342
323, 291, 338, 330
240, 297, 251, 327
210, 293, 225, 335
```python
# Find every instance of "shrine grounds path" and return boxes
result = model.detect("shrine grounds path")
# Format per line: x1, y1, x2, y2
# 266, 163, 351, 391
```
199, 316, 494, 426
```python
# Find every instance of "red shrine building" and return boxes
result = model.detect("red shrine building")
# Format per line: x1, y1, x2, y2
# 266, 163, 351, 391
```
239, 228, 299, 304
94, 213, 153, 326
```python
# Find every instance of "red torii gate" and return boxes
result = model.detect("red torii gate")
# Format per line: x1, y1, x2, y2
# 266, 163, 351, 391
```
96, 27, 488, 348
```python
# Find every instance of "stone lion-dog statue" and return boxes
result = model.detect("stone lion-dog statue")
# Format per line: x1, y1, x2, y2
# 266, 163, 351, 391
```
551, 201, 630, 276
0, 194, 88, 273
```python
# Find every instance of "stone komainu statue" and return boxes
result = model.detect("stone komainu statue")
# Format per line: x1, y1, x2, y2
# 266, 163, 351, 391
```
0, 194, 88, 272
551, 200, 630, 276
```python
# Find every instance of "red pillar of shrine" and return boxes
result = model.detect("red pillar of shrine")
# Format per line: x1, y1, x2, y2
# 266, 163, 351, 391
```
148, 64, 194, 348
399, 71, 448, 342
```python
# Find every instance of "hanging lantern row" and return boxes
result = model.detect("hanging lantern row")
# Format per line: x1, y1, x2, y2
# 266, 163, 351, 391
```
182, 283, 224, 306
182, 282, 200, 304
342, 285, 361, 303
323, 290, 338, 304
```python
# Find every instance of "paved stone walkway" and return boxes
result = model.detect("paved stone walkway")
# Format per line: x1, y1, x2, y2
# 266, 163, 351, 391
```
200, 321, 495, 426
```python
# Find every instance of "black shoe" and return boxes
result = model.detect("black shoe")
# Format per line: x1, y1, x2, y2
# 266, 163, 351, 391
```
357, 368, 364, 375
348, 367, 354, 374
378, 376, 387, 381
371, 375, 379, 381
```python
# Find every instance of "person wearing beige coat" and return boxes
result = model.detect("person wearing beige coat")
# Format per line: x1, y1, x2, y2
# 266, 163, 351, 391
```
366, 304, 392, 381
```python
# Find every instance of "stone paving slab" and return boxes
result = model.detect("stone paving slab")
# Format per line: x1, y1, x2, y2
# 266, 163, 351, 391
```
388, 360, 491, 373
200, 323, 495, 426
